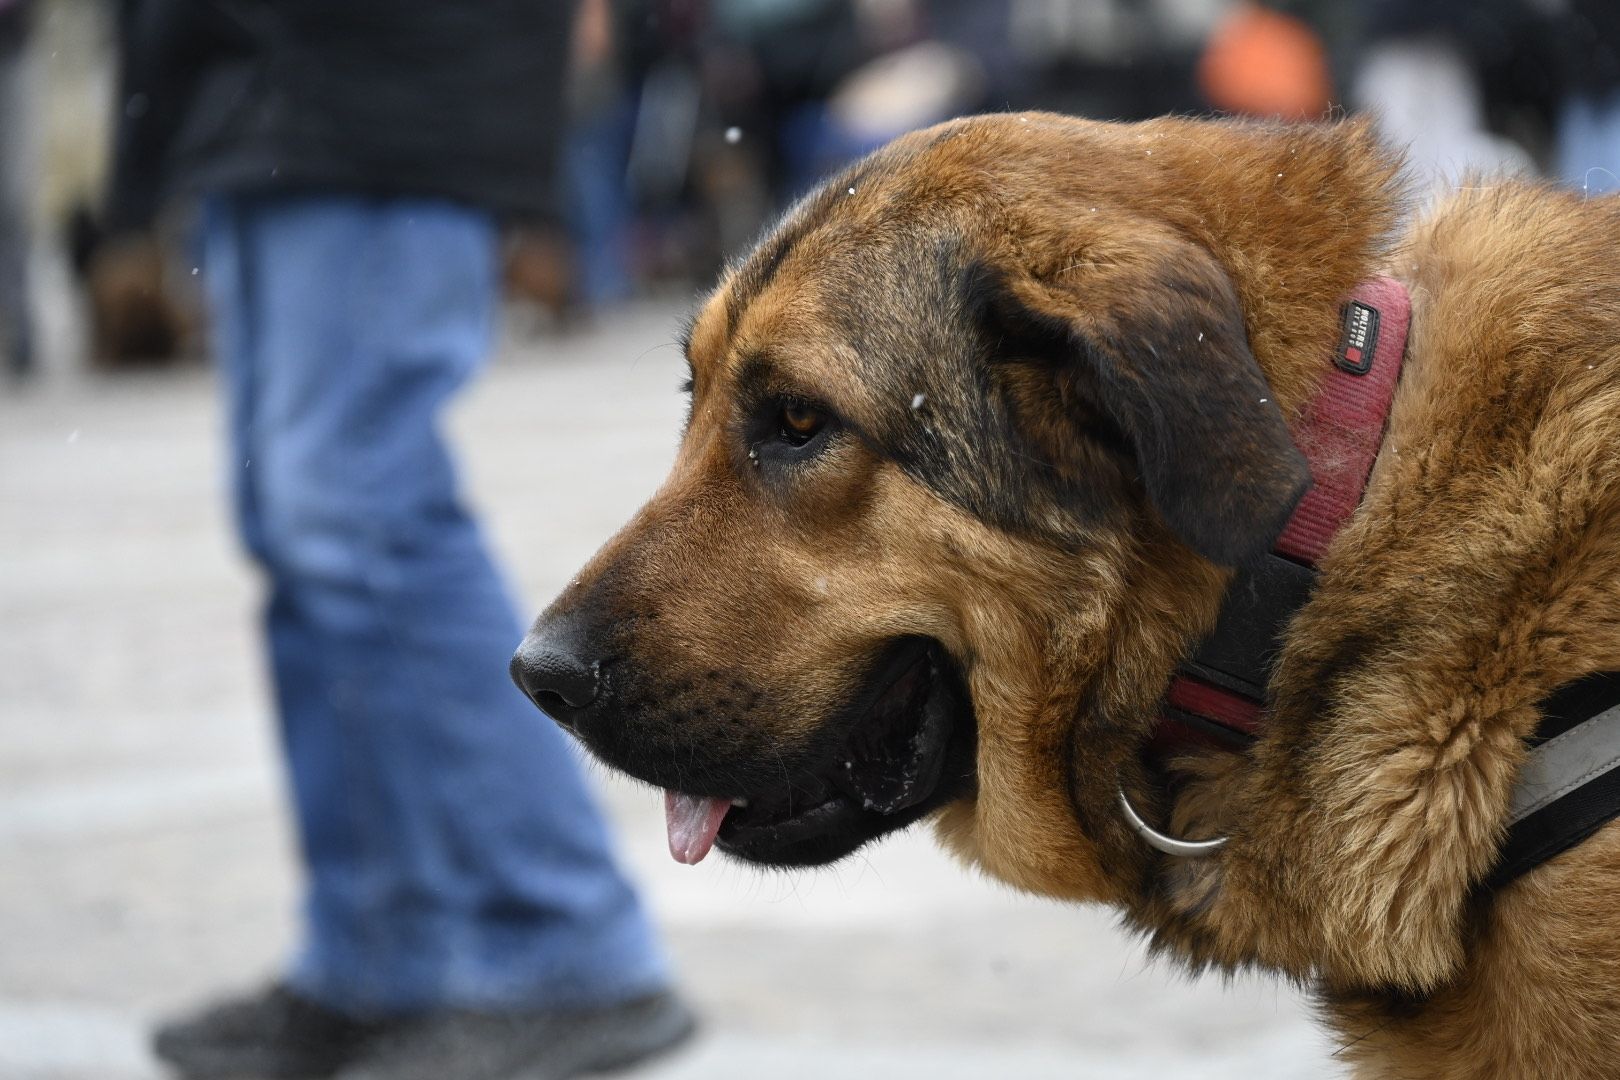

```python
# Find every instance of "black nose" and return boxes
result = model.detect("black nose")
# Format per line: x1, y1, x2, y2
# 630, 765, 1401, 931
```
510, 629, 600, 729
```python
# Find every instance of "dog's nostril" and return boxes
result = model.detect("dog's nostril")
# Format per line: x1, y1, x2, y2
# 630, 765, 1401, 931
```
510, 637, 601, 725
531, 690, 577, 728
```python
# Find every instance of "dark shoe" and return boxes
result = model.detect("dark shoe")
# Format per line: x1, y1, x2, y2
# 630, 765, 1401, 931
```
153, 984, 395, 1079
333, 991, 697, 1080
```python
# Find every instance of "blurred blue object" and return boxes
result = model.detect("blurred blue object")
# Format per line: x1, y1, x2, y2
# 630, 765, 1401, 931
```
563, 97, 637, 307
1559, 93, 1620, 196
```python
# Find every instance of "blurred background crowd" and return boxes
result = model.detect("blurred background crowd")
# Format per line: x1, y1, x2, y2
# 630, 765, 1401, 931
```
0, 0, 1616, 381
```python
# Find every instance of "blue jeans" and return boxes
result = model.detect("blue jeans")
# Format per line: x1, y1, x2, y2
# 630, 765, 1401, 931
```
201, 194, 668, 1014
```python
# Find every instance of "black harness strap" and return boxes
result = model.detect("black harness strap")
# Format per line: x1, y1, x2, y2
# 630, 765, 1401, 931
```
1182, 553, 1316, 703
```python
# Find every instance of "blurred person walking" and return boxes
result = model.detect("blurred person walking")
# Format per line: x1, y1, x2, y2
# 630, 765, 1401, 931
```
104, 3, 694, 1078
0, 0, 33, 378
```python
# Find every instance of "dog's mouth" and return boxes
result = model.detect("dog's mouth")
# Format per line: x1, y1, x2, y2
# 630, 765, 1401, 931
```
664, 638, 977, 868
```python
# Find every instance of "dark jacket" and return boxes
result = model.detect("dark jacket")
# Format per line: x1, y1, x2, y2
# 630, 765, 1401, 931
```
108, 0, 576, 231
0, 0, 33, 55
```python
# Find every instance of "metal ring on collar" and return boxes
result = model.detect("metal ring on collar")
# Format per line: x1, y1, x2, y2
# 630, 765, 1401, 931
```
1117, 787, 1228, 857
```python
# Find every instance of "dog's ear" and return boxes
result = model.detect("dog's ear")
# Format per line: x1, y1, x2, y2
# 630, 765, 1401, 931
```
966, 236, 1311, 567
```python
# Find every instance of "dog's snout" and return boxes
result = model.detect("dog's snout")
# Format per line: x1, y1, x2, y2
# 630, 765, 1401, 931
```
510, 629, 601, 729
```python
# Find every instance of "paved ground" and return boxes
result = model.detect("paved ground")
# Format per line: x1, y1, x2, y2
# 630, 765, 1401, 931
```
0, 303, 1347, 1079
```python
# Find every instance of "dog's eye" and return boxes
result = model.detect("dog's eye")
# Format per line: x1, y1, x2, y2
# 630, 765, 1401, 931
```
777, 400, 826, 446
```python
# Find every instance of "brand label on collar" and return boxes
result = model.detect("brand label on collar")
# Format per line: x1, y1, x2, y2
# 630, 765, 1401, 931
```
1336, 301, 1380, 375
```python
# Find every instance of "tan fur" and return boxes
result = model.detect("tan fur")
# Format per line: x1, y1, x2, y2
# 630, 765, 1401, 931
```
538, 114, 1620, 1077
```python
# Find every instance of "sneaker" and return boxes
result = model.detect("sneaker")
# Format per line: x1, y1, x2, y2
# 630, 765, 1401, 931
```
333, 991, 697, 1080
153, 984, 396, 1079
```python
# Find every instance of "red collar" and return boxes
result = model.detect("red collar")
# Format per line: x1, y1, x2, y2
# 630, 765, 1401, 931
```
1154, 278, 1411, 752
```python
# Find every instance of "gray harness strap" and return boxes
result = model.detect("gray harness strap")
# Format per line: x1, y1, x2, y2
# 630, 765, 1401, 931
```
1509, 702, 1620, 825
1490, 673, 1620, 889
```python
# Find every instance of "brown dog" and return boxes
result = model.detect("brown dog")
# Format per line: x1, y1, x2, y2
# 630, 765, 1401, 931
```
514, 114, 1620, 1077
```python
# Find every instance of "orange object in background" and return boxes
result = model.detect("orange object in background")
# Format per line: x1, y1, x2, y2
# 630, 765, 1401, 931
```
1198, 2, 1332, 121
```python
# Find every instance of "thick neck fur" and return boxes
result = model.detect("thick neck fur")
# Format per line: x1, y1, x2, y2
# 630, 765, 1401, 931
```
986, 116, 1405, 924
912, 112, 1409, 933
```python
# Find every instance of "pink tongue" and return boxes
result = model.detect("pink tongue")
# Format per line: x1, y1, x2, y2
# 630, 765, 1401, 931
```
664, 791, 732, 865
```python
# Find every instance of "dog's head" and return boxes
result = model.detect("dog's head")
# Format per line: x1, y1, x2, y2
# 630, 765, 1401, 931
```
515, 114, 1395, 898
